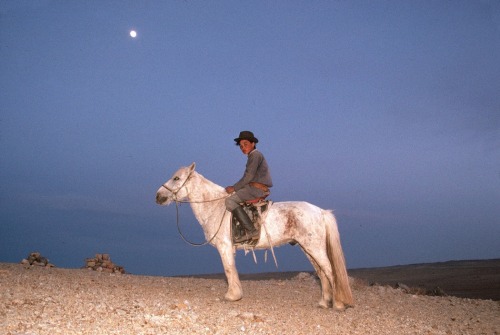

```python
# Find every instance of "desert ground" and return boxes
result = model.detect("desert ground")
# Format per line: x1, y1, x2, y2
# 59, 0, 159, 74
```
1, 259, 499, 335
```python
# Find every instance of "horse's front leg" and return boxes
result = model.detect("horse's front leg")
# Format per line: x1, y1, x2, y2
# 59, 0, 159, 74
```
216, 241, 242, 301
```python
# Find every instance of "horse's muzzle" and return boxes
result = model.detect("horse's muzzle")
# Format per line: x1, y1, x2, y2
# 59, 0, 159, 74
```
156, 193, 169, 205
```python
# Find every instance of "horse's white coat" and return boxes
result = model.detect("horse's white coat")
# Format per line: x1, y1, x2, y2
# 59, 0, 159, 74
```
156, 163, 354, 309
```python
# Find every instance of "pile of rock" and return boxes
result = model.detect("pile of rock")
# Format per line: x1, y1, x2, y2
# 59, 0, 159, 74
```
395, 282, 447, 297
20, 252, 55, 268
84, 253, 125, 274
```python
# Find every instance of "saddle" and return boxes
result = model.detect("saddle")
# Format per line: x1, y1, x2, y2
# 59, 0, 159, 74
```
231, 196, 271, 245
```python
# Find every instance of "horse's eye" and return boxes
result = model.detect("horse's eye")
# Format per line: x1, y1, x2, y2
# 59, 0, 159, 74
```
173, 176, 180, 181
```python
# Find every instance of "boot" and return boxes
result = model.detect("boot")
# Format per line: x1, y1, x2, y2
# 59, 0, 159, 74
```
232, 206, 259, 243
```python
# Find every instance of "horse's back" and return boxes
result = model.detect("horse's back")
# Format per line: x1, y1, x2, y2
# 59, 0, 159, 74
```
271, 200, 328, 216
265, 201, 333, 232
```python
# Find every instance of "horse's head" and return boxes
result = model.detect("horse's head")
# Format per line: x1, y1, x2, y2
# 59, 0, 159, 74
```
156, 162, 196, 205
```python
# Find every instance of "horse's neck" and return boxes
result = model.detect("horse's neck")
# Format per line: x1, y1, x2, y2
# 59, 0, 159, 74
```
188, 172, 225, 199
188, 173, 227, 226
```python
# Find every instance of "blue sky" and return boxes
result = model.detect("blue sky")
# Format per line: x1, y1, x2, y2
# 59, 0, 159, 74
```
1, 1, 499, 276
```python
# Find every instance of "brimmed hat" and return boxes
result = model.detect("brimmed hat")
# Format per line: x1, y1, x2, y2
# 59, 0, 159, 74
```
234, 130, 259, 143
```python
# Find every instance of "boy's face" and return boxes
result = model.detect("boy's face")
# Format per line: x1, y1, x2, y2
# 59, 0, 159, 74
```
239, 140, 255, 155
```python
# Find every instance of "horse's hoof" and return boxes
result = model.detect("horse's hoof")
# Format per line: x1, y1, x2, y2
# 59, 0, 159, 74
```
224, 293, 243, 302
318, 300, 331, 309
333, 301, 346, 311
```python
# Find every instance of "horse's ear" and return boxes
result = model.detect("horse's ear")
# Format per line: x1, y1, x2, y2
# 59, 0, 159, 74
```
189, 162, 196, 172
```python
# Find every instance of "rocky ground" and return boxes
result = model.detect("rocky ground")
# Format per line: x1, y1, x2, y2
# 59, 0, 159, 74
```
1, 261, 499, 335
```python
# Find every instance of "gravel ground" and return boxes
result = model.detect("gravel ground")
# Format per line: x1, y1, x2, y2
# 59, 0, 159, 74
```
1, 263, 499, 335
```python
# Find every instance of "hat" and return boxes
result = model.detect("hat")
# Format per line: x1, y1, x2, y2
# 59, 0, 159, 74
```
234, 131, 259, 143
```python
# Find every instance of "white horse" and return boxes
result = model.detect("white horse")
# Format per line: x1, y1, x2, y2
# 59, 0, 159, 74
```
156, 163, 354, 310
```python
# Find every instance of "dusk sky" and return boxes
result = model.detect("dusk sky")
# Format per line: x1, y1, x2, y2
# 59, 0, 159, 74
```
1, 1, 499, 276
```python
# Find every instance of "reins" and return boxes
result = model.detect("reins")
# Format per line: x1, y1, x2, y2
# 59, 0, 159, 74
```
172, 196, 229, 247
161, 172, 230, 246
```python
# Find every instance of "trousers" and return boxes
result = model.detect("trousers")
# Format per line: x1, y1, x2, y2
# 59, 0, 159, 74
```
225, 185, 267, 211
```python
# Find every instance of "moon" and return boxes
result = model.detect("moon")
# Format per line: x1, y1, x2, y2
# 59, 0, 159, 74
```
130, 30, 137, 38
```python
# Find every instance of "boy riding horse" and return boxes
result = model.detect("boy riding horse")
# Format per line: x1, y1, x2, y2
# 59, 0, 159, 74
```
225, 131, 273, 243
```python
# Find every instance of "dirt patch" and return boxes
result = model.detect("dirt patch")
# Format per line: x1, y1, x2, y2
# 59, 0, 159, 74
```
1, 261, 499, 334
188, 259, 500, 301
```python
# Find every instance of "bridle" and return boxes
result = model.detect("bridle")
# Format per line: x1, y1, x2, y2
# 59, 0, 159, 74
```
160, 169, 194, 202
160, 171, 230, 246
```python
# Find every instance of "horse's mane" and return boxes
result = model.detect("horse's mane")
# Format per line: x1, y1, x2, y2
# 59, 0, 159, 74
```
191, 170, 226, 196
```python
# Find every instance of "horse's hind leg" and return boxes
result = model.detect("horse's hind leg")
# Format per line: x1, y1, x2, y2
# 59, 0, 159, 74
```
311, 252, 346, 311
301, 247, 334, 309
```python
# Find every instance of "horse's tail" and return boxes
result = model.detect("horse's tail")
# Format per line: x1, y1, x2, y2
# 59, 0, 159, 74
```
323, 210, 354, 306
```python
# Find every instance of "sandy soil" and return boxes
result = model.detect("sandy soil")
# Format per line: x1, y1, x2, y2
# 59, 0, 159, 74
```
1, 261, 499, 335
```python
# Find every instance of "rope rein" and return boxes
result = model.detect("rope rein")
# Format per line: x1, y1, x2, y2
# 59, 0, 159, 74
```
173, 199, 227, 247
162, 173, 230, 247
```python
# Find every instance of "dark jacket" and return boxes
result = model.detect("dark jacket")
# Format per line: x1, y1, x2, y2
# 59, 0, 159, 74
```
233, 149, 273, 191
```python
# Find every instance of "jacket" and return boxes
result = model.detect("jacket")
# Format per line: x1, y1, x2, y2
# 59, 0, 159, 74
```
233, 149, 273, 191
